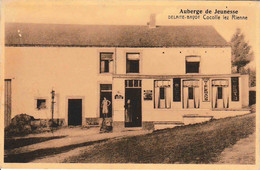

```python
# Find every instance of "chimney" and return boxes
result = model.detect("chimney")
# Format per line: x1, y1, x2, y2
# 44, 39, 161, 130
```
148, 14, 156, 28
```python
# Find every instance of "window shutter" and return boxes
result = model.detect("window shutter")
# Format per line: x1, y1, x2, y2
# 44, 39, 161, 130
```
127, 53, 140, 60
100, 53, 113, 60
186, 56, 201, 62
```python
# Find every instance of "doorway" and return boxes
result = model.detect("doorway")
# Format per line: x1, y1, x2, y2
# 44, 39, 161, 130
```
125, 80, 142, 127
68, 99, 82, 126
100, 84, 112, 118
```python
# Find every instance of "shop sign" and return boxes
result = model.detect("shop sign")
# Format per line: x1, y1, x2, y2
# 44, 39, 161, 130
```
143, 90, 152, 100
115, 91, 123, 99
202, 79, 210, 102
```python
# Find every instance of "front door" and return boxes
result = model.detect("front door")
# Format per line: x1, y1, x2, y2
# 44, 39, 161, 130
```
125, 80, 142, 127
100, 84, 112, 118
68, 99, 82, 126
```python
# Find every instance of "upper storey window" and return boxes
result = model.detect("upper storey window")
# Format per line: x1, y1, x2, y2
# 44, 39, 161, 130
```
100, 53, 113, 73
126, 53, 140, 73
186, 56, 200, 73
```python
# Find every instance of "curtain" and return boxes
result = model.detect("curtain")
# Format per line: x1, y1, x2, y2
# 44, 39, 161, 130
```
100, 61, 105, 72
109, 61, 113, 73
154, 87, 159, 108
166, 87, 171, 108
194, 87, 200, 108
186, 56, 201, 62
127, 53, 140, 60
183, 87, 188, 108
160, 99, 165, 109
223, 87, 229, 108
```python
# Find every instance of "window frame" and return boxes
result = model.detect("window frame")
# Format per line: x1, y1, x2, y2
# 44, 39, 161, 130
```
35, 98, 48, 110
126, 53, 140, 74
185, 56, 201, 74
154, 80, 171, 109
99, 52, 114, 74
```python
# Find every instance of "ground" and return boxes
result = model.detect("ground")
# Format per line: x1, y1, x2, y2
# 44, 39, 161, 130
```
216, 132, 255, 164
4, 113, 255, 164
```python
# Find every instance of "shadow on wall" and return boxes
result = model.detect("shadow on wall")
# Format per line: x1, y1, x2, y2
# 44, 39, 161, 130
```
249, 87, 256, 106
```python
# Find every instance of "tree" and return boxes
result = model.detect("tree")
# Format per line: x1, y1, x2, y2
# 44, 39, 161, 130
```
249, 69, 256, 87
230, 28, 253, 73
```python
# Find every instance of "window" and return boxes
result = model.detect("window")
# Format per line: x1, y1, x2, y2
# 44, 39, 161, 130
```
154, 80, 171, 109
126, 53, 140, 73
218, 87, 223, 99
100, 53, 113, 73
186, 62, 200, 73
231, 77, 239, 101
173, 78, 181, 101
188, 87, 194, 99
36, 99, 47, 110
125, 80, 141, 88
160, 88, 165, 99
185, 56, 200, 73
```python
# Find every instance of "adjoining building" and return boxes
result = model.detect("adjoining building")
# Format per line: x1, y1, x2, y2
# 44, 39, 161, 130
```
4, 17, 250, 130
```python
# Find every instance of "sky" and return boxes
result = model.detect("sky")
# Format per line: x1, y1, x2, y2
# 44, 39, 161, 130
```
2, 0, 259, 68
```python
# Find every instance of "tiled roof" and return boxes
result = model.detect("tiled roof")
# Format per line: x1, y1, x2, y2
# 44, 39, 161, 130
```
5, 23, 229, 47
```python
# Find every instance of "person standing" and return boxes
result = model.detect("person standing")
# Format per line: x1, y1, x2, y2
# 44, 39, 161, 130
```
100, 97, 112, 133
102, 97, 111, 118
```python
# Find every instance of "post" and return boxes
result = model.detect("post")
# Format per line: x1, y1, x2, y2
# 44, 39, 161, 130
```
51, 90, 55, 126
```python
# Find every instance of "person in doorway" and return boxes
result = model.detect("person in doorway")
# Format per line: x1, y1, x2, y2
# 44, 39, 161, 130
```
102, 97, 111, 118
125, 99, 132, 123
100, 97, 112, 133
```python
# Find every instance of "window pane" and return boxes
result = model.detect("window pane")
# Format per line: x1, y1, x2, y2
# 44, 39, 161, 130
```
37, 99, 46, 109
173, 78, 181, 101
104, 60, 109, 72
218, 87, 223, 99
160, 87, 165, 99
128, 80, 133, 87
186, 62, 200, 73
127, 60, 139, 73
134, 80, 139, 87
188, 87, 193, 99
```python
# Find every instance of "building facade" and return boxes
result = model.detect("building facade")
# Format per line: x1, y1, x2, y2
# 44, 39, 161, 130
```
4, 22, 249, 130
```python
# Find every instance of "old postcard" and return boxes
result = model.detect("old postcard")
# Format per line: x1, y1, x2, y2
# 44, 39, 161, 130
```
0, 0, 259, 170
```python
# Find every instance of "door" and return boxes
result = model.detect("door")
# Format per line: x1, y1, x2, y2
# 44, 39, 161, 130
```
68, 99, 82, 126
4, 79, 12, 127
100, 84, 112, 118
125, 87, 142, 127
